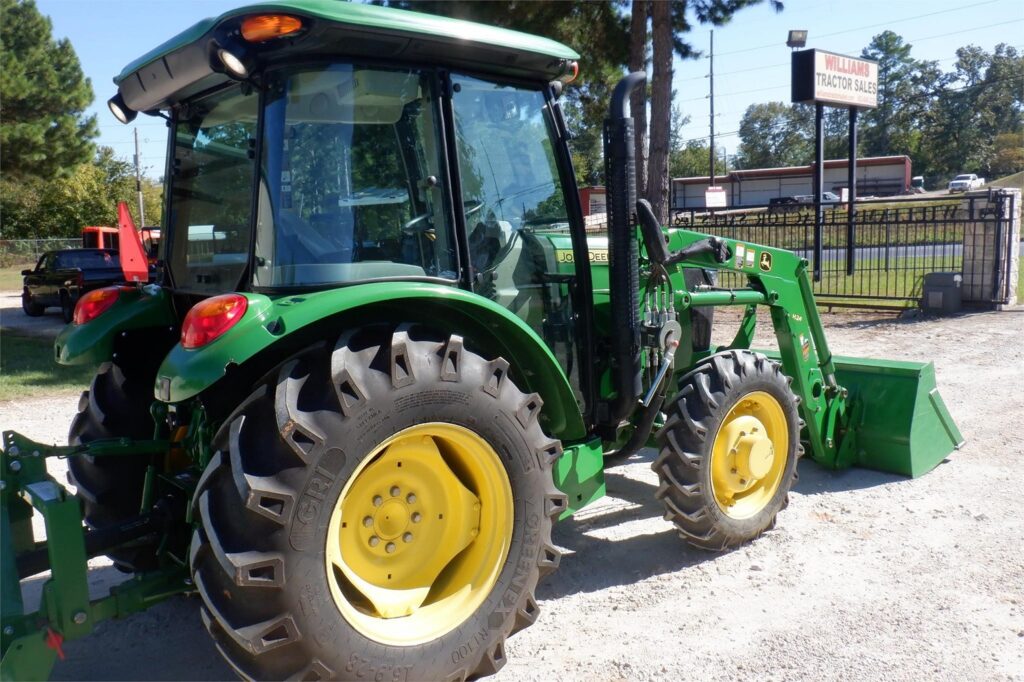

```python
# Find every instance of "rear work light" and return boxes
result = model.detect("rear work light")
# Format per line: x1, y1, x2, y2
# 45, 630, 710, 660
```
240, 14, 303, 42
73, 287, 121, 325
181, 294, 248, 349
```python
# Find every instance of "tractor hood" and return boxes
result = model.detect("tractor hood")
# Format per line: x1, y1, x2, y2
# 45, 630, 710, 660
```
114, 0, 580, 114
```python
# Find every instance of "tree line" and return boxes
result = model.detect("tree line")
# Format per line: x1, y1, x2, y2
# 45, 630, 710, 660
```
0, 0, 162, 240
728, 32, 1022, 185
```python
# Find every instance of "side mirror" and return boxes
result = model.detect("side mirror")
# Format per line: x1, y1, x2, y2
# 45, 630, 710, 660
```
636, 199, 670, 265
21, 269, 32, 276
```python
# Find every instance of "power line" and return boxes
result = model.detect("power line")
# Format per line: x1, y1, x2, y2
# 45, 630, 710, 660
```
676, 21, 1023, 103
673, 73, 1024, 147
713, 0, 1009, 57
677, 44, 1024, 123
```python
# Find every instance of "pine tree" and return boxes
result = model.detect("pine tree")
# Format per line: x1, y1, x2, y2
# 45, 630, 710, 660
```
0, 0, 97, 179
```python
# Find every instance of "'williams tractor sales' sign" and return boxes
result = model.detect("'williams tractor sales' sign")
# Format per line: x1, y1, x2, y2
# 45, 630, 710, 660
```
791, 49, 878, 109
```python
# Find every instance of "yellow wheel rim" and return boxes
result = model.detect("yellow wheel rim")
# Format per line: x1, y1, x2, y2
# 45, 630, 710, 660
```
709, 391, 789, 520
326, 423, 513, 646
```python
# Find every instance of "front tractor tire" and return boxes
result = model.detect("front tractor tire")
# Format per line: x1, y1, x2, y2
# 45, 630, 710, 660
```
191, 327, 566, 681
654, 350, 802, 550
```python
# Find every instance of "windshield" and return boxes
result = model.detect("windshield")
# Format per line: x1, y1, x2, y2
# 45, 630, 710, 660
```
954, 175, 972, 180
254, 64, 454, 287
167, 84, 257, 294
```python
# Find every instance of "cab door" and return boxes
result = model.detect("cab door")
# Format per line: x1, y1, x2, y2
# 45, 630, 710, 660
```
449, 74, 587, 411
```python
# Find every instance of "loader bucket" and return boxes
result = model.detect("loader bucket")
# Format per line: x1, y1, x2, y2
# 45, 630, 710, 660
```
834, 355, 964, 477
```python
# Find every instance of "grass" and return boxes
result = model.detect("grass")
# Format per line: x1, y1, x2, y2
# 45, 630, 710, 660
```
0, 332, 93, 402
0, 264, 32, 291
718, 253, 964, 309
678, 201, 965, 250
990, 171, 1024, 192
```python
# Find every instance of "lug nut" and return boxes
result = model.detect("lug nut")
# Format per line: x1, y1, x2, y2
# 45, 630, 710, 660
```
3, 625, 14, 636
372, 495, 383, 507
369, 536, 380, 547
385, 542, 396, 553
390, 486, 401, 497
8, 461, 21, 473
72, 611, 88, 625
363, 516, 374, 528
731, 468, 737, 474
739, 479, 747, 485
406, 493, 416, 504
403, 532, 413, 543
411, 512, 422, 523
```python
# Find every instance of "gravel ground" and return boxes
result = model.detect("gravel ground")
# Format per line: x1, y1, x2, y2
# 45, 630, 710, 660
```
2, 307, 1022, 681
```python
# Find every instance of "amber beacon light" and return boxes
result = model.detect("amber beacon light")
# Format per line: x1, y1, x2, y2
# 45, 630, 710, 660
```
241, 15, 304, 42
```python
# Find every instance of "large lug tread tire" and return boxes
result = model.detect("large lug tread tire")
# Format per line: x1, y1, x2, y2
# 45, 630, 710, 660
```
67, 361, 158, 569
653, 350, 803, 551
191, 327, 566, 681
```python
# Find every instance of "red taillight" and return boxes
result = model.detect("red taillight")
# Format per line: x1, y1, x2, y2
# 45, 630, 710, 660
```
181, 294, 248, 349
73, 287, 120, 325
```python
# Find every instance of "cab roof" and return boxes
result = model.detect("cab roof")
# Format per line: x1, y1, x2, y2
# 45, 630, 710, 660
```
114, 0, 579, 113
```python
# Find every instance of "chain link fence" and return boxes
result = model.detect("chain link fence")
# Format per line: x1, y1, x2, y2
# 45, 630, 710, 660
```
0, 238, 83, 267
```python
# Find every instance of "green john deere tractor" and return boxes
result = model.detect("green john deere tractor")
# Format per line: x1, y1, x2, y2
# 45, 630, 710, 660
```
0, 3, 963, 680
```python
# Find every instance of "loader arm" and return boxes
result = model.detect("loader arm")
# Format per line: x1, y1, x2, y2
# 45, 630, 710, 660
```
663, 228, 963, 476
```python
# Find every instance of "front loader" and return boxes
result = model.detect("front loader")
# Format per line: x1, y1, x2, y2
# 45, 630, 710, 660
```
0, 2, 963, 680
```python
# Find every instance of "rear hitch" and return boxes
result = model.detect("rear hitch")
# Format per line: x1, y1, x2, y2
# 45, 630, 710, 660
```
1, 431, 189, 682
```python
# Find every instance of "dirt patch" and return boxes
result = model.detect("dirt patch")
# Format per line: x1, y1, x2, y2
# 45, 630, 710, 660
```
3, 308, 1022, 680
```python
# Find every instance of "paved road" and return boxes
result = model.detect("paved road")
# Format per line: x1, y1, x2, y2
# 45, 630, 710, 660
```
0, 290, 66, 339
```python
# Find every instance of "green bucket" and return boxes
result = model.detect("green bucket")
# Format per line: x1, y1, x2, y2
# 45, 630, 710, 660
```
833, 355, 964, 477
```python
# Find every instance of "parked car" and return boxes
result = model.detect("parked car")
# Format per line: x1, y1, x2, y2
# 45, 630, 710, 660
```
767, 196, 799, 213
947, 174, 985, 193
21, 249, 123, 323
793, 192, 840, 204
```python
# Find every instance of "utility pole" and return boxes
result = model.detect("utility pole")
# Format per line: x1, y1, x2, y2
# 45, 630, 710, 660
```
708, 30, 715, 188
133, 127, 145, 227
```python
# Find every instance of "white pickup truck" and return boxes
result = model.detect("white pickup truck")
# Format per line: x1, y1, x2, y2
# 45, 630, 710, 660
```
948, 173, 985, 192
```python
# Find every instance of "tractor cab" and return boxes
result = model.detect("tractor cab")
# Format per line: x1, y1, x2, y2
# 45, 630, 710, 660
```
114, 1, 593, 414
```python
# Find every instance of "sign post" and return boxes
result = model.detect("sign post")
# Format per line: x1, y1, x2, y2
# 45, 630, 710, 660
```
792, 48, 878, 280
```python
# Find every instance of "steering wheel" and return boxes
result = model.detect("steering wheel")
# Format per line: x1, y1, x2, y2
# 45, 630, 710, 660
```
401, 200, 485, 234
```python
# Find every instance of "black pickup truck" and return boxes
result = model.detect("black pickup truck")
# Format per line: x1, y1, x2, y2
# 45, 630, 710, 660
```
21, 249, 123, 323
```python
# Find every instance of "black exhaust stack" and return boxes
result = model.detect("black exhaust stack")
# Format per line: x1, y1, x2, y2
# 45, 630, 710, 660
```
601, 72, 646, 433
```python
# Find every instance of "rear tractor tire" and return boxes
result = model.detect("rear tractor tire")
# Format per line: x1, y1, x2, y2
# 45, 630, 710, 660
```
191, 326, 566, 680
68, 361, 159, 570
653, 350, 803, 550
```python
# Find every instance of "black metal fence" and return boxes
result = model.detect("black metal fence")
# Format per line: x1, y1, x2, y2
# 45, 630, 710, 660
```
671, 191, 1017, 308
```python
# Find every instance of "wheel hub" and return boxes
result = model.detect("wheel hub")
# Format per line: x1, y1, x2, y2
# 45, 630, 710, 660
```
326, 423, 511, 646
710, 392, 789, 519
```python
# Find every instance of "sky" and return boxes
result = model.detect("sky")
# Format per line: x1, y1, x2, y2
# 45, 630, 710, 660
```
36, 0, 1024, 179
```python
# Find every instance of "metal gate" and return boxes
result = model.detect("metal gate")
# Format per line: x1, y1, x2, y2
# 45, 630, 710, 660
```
672, 191, 1017, 309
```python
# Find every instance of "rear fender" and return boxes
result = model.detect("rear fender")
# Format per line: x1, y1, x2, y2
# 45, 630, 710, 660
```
54, 286, 177, 367
156, 282, 586, 441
